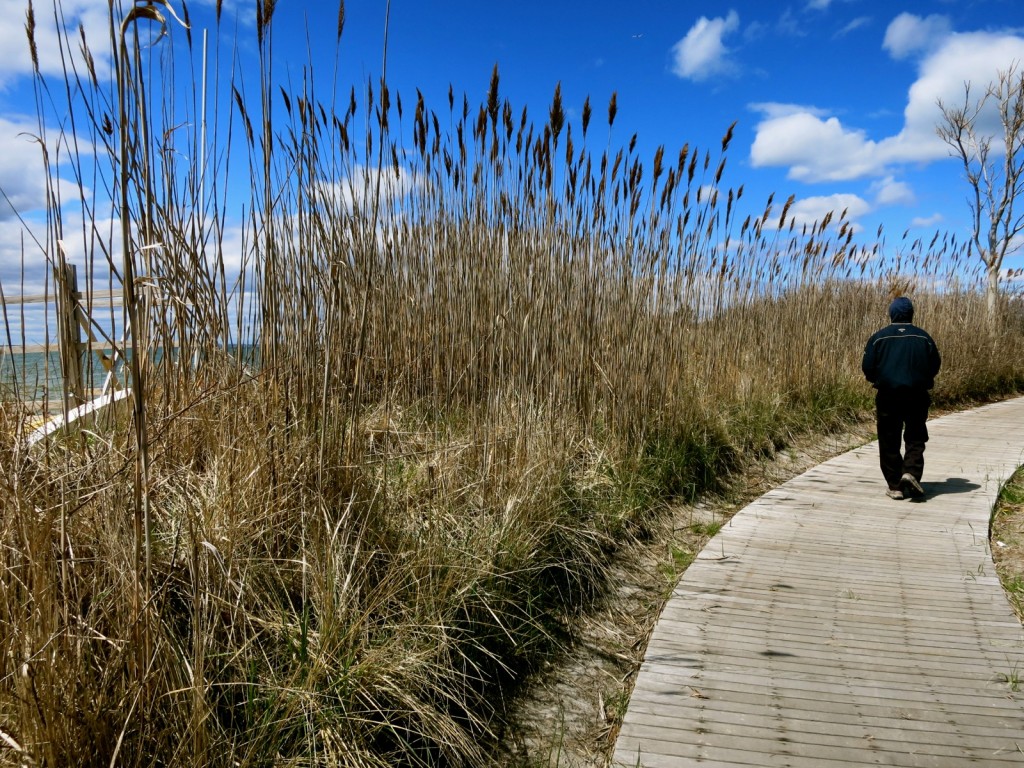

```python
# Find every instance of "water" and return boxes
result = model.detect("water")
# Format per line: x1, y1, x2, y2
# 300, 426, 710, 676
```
1, 345, 259, 402
0, 349, 125, 402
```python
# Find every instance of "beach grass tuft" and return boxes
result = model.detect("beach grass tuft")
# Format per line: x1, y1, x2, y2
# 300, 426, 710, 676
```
2, 4, 1024, 766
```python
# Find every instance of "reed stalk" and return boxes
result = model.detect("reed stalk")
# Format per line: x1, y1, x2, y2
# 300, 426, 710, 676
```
0, 3, 1022, 766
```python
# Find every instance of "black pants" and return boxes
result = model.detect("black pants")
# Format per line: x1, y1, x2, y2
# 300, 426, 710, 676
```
875, 389, 930, 490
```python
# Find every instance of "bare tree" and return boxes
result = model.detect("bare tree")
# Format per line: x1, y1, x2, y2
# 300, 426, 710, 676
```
937, 65, 1024, 320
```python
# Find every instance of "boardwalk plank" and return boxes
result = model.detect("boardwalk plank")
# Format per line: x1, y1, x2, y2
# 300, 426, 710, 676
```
613, 397, 1024, 767
622, 697, 1024, 741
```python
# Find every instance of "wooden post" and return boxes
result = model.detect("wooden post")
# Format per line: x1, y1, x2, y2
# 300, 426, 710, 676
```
56, 262, 85, 406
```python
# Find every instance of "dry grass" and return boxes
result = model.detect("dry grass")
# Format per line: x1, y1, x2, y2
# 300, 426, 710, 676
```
1, 3, 1023, 767
494, 422, 877, 767
992, 467, 1024, 624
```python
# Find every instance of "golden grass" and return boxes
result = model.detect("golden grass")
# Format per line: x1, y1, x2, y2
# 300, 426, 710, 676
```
1, 3, 1023, 766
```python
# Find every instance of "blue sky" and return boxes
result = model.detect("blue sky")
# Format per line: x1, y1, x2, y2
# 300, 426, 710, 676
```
1, 0, 1023, 341
329, 0, 1024, 252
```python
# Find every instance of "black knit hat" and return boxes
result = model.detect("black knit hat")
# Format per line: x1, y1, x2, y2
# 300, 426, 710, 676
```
889, 296, 914, 322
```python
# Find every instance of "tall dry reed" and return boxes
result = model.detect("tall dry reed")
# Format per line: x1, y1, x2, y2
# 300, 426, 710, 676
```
1, 2, 1022, 766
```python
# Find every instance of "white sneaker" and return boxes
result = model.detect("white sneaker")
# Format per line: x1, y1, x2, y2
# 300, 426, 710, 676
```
886, 488, 904, 500
900, 473, 924, 497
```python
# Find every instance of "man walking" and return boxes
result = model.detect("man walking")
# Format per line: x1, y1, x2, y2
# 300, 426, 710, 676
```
862, 296, 942, 500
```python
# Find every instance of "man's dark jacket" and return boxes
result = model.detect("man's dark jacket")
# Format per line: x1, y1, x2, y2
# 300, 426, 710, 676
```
862, 323, 941, 391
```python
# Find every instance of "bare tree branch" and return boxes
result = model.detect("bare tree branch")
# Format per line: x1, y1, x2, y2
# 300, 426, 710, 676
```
936, 64, 1024, 318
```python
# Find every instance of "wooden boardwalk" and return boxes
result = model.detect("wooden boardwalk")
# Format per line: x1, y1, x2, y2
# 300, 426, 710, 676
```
614, 397, 1024, 767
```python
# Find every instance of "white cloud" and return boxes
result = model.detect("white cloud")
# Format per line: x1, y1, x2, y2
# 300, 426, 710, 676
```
883, 13, 952, 60
191, 0, 257, 26
0, 0, 115, 87
750, 110, 885, 181
806, 0, 832, 10
698, 184, 718, 205
787, 193, 871, 228
910, 213, 944, 228
750, 30, 1024, 183
902, 32, 1024, 145
0, 117, 52, 218
0, 115, 86, 244
0, 208, 255, 346
671, 10, 740, 81
743, 20, 768, 42
871, 176, 915, 206
748, 101, 831, 120
0, 207, 121, 338
0, 215, 45, 277
205, 220, 251, 278
0, 0, 210, 88
776, 9, 807, 38
313, 165, 422, 213
836, 17, 871, 38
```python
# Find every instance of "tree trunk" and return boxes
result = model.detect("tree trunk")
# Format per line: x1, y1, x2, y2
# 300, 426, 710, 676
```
987, 263, 1000, 324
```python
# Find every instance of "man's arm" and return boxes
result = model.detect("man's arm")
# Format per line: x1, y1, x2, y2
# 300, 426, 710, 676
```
862, 336, 877, 383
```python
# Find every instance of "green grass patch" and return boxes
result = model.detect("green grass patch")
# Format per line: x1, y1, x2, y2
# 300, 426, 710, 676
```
689, 520, 724, 538
992, 466, 1024, 624
658, 544, 696, 581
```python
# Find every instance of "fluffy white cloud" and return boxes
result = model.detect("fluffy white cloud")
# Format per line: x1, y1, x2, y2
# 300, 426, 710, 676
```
313, 165, 423, 213
750, 110, 886, 181
0, 207, 119, 348
902, 31, 1024, 144
882, 31, 1024, 162
191, 0, 257, 26
671, 10, 740, 81
0, 0, 211, 88
791, 181, 909, 236
1, 115, 94, 214
0, 117, 52, 218
748, 102, 830, 120
750, 29, 1024, 182
883, 13, 951, 60
762, 182, 911, 237
871, 176, 915, 206
910, 213, 944, 228
786, 193, 871, 228
0, 0, 115, 86
0, 215, 45, 278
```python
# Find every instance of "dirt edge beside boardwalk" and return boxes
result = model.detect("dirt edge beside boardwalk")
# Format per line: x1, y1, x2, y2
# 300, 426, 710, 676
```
492, 420, 877, 767
496, 396, 1024, 767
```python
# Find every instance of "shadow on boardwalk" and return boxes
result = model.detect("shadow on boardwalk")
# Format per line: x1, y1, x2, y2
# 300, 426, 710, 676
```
614, 397, 1024, 767
918, 478, 981, 498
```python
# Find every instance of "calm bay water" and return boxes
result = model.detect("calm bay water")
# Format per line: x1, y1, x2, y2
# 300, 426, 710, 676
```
1, 345, 257, 402
0, 350, 123, 401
